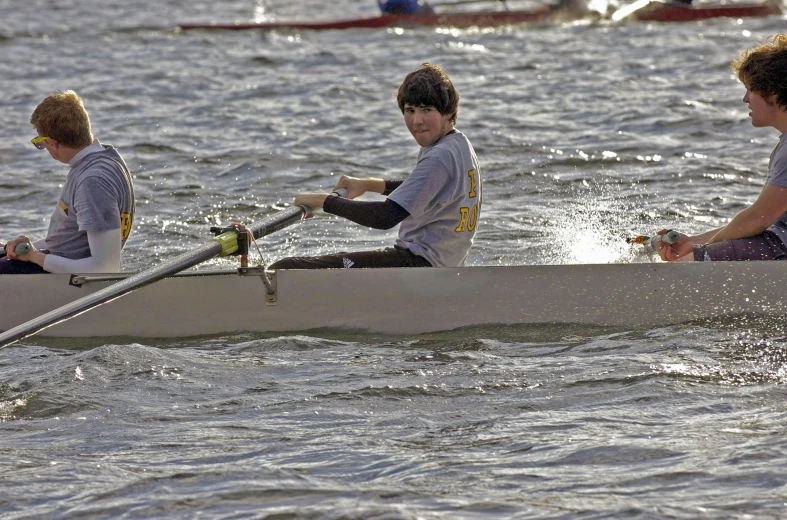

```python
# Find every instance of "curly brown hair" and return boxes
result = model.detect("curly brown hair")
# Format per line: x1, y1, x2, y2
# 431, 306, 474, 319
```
396, 63, 459, 125
30, 90, 93, 148
732, 34, 787, 109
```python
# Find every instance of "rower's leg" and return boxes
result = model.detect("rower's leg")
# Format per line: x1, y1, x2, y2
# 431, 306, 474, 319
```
0, 259, 48, 274
270, 247, 431, 269
693, 232, 787, 261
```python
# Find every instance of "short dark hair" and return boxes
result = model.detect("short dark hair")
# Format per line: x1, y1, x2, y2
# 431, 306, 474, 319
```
396, 63, 459, 124
732, 34, 787, 110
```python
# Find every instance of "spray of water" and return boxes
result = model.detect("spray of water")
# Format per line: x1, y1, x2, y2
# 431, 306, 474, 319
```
540, 181, 661, 265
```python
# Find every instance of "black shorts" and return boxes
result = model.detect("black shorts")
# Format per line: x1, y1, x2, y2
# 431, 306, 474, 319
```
693, 231, 787, 261
269, 245, 431, 269
0, 258, 48, 274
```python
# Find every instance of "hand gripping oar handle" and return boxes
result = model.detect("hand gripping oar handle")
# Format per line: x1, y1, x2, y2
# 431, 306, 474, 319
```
650, 230, 681, 249
0, 242, 31, 259
627, 230, 681, 250
296, 187, 349, 214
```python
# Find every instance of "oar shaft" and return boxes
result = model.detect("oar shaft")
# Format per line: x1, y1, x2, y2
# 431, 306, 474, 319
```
0, 241, 222, 348
0, 205, 309, 348
248, 205, 305, 240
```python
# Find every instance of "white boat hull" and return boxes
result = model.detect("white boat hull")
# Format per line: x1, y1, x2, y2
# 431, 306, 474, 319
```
1, 263, 784, 339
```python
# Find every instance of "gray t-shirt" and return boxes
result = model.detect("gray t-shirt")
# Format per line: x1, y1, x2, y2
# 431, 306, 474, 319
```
764, 132, 787, 245
388, 130, 481, 267
44, 141, 135, 259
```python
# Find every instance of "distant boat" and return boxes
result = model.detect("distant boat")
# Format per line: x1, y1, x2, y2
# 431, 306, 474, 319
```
178, 0, 781, 31
177, 2, 582, 31
611, 0, 781, 22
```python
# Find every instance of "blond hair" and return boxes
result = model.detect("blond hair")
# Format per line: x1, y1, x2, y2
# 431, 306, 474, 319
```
30, 90, 93, 147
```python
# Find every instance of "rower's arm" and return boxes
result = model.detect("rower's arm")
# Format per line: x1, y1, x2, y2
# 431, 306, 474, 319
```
708, 184, 787, 244
42, 229, 122, 274
332, 176, 387, 199
688, 227, 725, 245
324, 197, 409, 230
383, 180, 404, 195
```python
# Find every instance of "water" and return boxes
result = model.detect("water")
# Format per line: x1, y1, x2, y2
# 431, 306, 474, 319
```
2, 0, 787, 517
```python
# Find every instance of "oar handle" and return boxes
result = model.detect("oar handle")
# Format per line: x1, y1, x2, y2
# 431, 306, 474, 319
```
650, 230, 681, 248
626, 229, 681, 250
297, 187, 349, 214
0, 242, 31, 258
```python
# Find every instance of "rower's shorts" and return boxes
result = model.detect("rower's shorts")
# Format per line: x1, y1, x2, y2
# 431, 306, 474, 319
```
270, 245, 431, 269
693, 231, 787, 261
0, 258, 48, 274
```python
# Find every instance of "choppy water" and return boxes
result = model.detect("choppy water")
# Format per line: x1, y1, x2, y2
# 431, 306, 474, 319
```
2, 0, 787, 518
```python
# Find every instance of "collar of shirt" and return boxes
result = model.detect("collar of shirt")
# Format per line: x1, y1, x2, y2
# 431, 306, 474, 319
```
68, 140, 104, 168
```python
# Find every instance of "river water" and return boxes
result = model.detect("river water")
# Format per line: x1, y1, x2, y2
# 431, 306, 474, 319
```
2, 0, 787, 518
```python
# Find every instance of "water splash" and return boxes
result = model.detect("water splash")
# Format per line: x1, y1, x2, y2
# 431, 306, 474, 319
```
541, 181, 658, 265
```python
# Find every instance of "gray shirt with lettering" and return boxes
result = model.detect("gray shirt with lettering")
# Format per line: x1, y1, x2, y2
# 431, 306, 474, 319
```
388, 130, 481, 267
763, 132, 787, 246
44, 141, 135, 259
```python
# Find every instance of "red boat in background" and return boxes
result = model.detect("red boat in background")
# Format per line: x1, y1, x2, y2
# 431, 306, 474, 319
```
631, 0, 781, 22
610, 0, 781, 21
177, 0, 781, 30
178, 4, 577, 31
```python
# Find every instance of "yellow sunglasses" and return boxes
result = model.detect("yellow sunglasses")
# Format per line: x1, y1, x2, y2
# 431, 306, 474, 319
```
31, 136, 49, 150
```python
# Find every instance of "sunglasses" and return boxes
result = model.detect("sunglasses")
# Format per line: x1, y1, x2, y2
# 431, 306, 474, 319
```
31, 136, 49, 150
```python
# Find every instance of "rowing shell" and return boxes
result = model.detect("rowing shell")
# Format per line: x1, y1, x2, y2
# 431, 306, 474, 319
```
2, 261, 785, 340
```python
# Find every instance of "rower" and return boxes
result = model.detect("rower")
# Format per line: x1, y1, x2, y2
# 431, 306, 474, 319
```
1, 90, 135, 275
270, 63, 481, 270
656, 34, 787, 263
378, 0, 435, 15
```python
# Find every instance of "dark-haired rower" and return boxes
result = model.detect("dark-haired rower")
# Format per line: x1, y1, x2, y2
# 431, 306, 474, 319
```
271, 63, 481, 269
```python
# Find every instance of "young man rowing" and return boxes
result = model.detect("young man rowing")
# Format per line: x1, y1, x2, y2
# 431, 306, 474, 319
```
658, 34, 787, 262
0, 90, 135, 274
271, 63, 481, 269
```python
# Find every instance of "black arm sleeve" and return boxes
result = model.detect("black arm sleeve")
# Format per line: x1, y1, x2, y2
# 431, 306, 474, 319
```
323, 195, 410, 230
383, 180, 404, 196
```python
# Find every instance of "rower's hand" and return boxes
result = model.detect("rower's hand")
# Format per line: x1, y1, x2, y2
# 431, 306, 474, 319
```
333, 175, 380, 199
294, 193, 329, 219
656, 229, 691, 262
5, 236, 35, 261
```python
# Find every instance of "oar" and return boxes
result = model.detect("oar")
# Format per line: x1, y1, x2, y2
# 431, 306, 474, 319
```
626, 229, 681, 250
0, 189, 347, 348
0, 242, 31, 259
